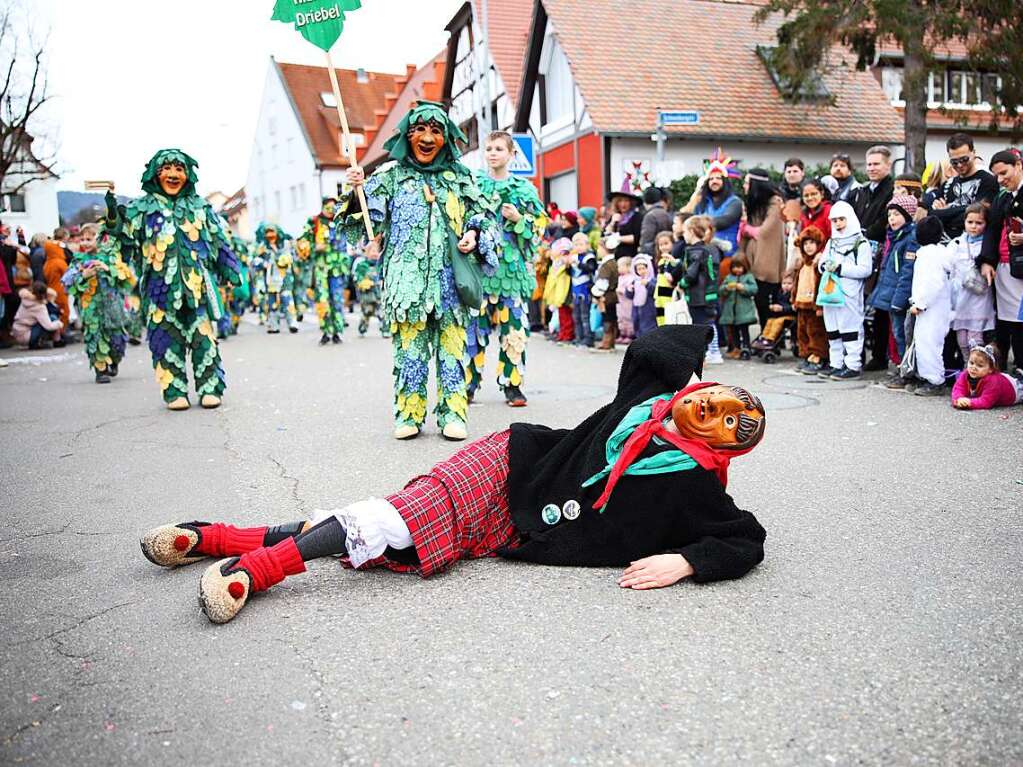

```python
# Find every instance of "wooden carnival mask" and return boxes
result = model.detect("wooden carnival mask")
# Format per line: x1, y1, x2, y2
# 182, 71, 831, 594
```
408, 119, 445, 165
671, 384, 766, 450
157, 162, 188, 197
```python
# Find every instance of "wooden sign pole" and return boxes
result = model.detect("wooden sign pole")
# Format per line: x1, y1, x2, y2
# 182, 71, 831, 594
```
324, 49, 375, 241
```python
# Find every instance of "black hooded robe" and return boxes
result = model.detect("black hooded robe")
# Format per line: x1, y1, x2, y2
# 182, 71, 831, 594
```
498, 325, 766, 583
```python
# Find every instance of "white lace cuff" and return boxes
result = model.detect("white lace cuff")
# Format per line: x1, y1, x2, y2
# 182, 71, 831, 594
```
310, 498, 413, 568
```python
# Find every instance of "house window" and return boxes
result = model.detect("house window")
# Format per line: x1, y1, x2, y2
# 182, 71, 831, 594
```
289, 185, 298, 210
274, 190, 281, 216
286, 137, 294, 163
881, 67, 903, 104
3, 193, 26, 213
542, 39, 573, 125
271, 143, 278, 168
297, 183, 306, 209
320, 92, 337, 108
757, 46, 830, 103
268, 117, 277, 136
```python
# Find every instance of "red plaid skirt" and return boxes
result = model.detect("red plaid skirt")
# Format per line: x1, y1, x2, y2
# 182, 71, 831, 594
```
365, 429, 517, 578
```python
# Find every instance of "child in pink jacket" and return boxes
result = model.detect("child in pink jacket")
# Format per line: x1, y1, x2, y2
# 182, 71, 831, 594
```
12, 282, 64, 348
951, 344, 1023, 410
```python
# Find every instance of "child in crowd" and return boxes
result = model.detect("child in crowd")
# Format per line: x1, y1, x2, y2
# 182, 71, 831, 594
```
531, 243, 551, 333
870, 194, 918, 380
720, 255, 758, 358
752, 271, 795, 352
791, 226, 829, 374
950, 203, 995, 362
800, 179, 832, 242
12, 281, 64, 349
615, 256, 635, 343
907, 216, 956, 396
894, 172, 924, 203
951, 344, 1023, 409
654, 231, 679, 326
569, 232, 597, 347
590, 240, 619, 351
626, 254, 657, 339
543, 237, 574, 343
817, 201, 873, 380
670, 215, 722, 363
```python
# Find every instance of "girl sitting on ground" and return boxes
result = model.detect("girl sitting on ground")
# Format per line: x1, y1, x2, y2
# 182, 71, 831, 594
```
11, 281, 64, 349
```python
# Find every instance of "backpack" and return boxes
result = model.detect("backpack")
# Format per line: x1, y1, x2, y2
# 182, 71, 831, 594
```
13, 251, 32, 287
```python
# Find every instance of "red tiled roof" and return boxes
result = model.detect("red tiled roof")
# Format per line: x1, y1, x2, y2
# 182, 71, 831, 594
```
362, 52, 448, 170
473, 0, 534, 106
537, 0, 904, 144
276, 61, 401, 167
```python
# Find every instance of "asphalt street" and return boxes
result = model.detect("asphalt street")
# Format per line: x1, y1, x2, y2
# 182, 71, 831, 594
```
1, 315, 1021, 766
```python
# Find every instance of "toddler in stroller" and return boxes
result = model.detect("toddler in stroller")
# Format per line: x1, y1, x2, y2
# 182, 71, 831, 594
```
751, 271, 796, 363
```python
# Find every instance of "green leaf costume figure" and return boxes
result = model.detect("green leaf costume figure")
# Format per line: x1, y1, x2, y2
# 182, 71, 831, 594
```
298, 197, 348, 343
466, 171, 544, 404
100, 149, 242, 410
61, 225, 137, 383
253, 223, 298, 334
337, 101, 500, 440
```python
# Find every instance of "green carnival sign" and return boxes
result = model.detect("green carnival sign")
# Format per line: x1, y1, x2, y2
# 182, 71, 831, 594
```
271, 0, 362, 52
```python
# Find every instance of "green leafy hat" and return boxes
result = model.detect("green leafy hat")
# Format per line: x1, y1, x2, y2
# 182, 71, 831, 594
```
141, 149, 199, 196
382, 100, 466, 173
255, 222, 290, 245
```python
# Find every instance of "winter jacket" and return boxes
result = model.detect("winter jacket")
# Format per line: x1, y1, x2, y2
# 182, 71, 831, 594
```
591, 255, 619, 305
740, 196, 786, 285
11, 287, 62, 345
869, 224, 918, 312
719, 273, 758, 325
800, 202, 832, 243
818, 202, 873, 303
852, 176, 895, 243
695, 192, 742, 254
951, 371, 1021, 409
626, 257, 658, 337
639, 205, 673, 255
42, 241, 70, 327
909, 243, 955, 313
669, 241, 720, 308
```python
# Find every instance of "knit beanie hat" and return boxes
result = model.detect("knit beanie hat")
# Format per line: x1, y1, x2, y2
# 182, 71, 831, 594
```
887, 193, 918, 222
915, 215, 944, 246
563, 211, 579, 227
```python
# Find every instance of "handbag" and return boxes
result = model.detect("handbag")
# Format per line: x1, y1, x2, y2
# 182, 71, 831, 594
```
664, 285, 693, 325
589, 301, 604, 335
815, 269, 846, 307
899, 339, 918, 379
436, 190, 484, 309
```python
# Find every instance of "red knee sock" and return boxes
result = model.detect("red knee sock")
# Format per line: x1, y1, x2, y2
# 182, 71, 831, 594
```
192, 523, 268, 558
229, 538, 306, 592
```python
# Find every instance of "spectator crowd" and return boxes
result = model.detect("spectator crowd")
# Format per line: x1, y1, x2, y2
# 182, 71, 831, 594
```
528, 134, 1023, 409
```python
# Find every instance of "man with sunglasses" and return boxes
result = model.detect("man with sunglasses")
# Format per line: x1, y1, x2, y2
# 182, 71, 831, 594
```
924, 133, 998, 239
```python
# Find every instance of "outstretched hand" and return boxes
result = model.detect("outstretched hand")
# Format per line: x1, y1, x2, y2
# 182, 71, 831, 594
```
457, 229, 478, 254
617, 554, 694, 590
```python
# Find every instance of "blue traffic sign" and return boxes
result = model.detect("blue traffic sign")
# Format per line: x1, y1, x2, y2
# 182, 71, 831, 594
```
509, 133, 536, 176
659, 111, 701, 126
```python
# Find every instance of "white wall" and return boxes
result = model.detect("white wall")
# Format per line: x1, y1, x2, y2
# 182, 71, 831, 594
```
607, 137, 894, 193
3, 175, 59, 238
245, 62, 322, 238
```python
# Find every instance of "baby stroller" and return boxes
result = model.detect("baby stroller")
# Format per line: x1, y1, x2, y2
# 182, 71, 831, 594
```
750, 315, 796, 364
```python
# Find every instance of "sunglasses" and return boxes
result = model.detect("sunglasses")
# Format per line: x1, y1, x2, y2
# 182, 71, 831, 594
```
949, 155, 974, 166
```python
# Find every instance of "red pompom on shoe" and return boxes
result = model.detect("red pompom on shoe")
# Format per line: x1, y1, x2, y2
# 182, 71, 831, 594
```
174, 535, 191, 552
198, 540, 306, 624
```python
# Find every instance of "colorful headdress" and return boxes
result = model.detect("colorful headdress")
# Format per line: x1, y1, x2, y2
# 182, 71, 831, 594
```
704, 147, 741, 179
255, 222, 290, 245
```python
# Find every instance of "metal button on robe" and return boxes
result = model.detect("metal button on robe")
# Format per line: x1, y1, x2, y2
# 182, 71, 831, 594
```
562, 500, 581, 520
541, 503, 562, 525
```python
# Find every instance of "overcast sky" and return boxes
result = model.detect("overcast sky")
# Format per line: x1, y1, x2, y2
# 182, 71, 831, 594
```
34, 0, 465, 196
